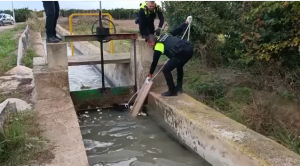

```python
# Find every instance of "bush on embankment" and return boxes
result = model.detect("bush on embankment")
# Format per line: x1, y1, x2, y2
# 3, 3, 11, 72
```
163, 1, 300, 154
163, 1, 300, 70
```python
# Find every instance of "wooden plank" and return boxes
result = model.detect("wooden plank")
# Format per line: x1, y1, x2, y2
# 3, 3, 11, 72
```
130, 81, 153, 117
68, 53, 130, 66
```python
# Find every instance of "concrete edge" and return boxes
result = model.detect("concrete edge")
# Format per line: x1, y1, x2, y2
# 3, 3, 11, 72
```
17, 24, 30, 66
32, 32, 89, 165
147, 90, 300, 166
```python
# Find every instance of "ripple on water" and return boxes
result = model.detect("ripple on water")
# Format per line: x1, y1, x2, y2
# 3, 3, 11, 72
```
78, 110, 211, 166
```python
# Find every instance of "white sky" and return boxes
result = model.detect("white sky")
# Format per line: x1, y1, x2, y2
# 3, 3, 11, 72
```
0, 1, 163, 10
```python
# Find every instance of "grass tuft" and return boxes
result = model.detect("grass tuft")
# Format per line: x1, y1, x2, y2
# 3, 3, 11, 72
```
21, 48, 38, 68
0, 111, 52, 166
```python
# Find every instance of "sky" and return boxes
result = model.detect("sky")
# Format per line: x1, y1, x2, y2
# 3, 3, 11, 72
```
0, 1, 162, 10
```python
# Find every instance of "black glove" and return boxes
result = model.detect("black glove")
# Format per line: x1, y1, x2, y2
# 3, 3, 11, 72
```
135, 17, 139, 24
155, 28, 161, 36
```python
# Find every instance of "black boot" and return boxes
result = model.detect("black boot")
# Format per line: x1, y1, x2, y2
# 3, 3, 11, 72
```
54, 35, 62, 41
46, 36, 60, 43
161, 89, 177, 97
176, 83, 183, 94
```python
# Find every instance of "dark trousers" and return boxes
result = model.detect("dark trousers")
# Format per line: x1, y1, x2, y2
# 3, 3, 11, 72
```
139, 18, 155, 37
43, 1, 59, 37
162, 43, 193, 90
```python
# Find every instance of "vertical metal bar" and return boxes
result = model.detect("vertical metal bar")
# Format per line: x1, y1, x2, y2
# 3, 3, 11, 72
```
99, 1, 103, 28
99, 1, 105, 89
11, 1, 16, 23
133, 39, 137, 93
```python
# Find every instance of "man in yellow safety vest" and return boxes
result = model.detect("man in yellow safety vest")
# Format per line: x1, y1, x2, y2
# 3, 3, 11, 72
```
145, 16, 193, 96
135, 1, 165, 38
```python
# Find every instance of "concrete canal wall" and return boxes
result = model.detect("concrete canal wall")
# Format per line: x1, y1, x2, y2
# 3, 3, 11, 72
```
31, 25, 300, 166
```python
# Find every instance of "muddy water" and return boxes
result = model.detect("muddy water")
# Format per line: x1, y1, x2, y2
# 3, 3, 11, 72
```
78, 110, 211, 166
41, 34, 110, 91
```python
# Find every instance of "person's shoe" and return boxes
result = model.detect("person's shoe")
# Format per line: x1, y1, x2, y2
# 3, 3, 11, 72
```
161, 89, 177, 97
46, 36, 60, 43
54, 35, 62, 41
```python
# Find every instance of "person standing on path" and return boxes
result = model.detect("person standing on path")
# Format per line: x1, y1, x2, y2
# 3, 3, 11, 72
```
42, 1, 61, 43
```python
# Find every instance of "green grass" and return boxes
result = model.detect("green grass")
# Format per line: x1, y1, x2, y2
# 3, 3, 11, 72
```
0, 23, 26, 75
21, 48, 38, 68
0, 31, 16, 57
0, 111, 51, 166
0, 53, 17, 75
0, 23, 53, 165
230, 87, 253, 104
0, 92, 23, 103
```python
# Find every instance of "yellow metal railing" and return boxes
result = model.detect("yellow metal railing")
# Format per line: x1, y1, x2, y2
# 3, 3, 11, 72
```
69, 13, 114, 56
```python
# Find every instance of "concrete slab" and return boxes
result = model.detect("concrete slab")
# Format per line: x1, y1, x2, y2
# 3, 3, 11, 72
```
33, 57, 47, 66
68, 53, 130, 66
35, 96, 88, 166
34, 97, 74, 115
33, 28, 88, 166
33, 66, 69, 101
46, 42, 68, 70
131, 39, 166, 90
147, 89, 300, 166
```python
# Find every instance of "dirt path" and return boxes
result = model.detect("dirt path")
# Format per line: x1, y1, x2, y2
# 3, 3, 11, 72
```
0, 23, 22, 33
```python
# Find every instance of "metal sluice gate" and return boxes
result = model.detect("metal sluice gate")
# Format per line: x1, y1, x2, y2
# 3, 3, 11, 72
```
62, 1, 138, 112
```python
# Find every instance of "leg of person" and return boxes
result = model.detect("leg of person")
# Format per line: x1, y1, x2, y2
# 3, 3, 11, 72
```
149, 19, 155, 35
53, 1, 61, 41
43, 1, 59, 43
161, 57, 179, 96
138, 18, 150, 38
176, 66, 183, 93
176, 44, 194, 93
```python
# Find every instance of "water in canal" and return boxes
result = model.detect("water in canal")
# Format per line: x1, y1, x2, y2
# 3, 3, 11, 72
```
78, 110, 211, 166
43, 33, 211, 166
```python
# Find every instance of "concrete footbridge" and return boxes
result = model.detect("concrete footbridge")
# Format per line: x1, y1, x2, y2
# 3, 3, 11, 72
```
31, 14, 300, 166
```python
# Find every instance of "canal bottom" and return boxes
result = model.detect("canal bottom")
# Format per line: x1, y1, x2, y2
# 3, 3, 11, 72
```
77, 109, 212, 166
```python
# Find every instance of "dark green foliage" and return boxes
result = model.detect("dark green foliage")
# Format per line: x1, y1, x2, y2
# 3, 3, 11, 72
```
242, 1, 300, 69
163, 1, 300, 70
162, 1, 246, 67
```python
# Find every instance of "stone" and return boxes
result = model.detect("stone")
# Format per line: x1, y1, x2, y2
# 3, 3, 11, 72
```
33, 57, 47, 66
5, 65, 32, 76
0, 100, 8, 115
0, 74, 33, 94
5, 98, 32, 112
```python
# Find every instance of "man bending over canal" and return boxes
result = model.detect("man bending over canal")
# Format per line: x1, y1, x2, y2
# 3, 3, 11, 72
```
144, 16, 193, 96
